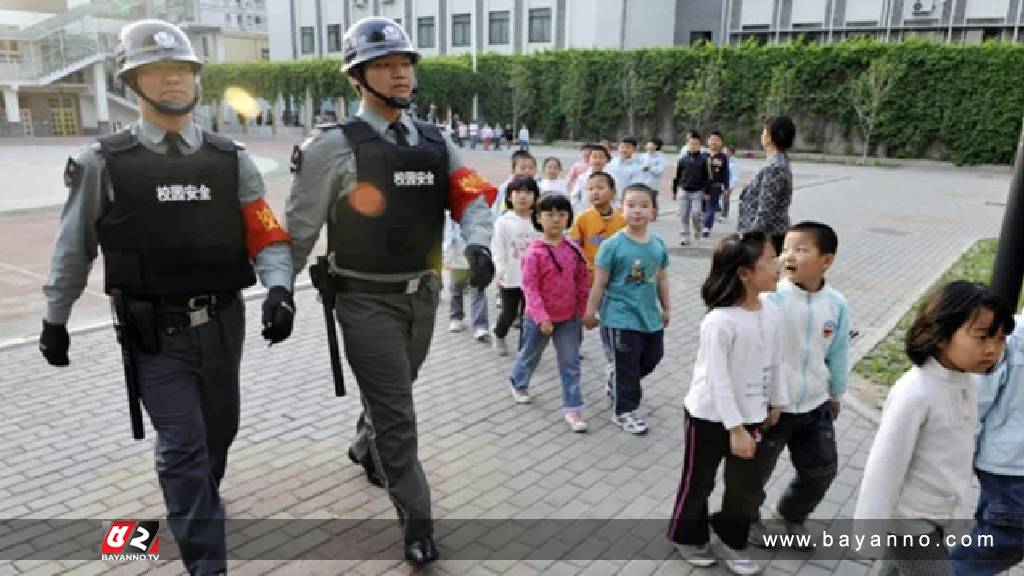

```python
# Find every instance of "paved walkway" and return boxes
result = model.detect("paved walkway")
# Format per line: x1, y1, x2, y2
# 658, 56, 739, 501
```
0, 141, 1021, 575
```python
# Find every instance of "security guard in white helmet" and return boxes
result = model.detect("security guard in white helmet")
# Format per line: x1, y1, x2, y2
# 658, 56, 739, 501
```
39, 20, 294, 575
286, 17, 496, 565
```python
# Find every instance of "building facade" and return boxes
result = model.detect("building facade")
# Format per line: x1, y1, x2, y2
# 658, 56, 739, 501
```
268, 0, 677, 62
0, 0, 269, 137
682, 0, 1024, 46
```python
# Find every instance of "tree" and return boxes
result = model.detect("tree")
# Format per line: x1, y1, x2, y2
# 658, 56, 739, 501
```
849, 57, 905, 163
761, 64, 797, 119
677, 51, 725, 132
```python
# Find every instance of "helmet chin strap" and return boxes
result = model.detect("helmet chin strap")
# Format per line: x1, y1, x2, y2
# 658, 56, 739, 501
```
129, 77, 200, 117
354, 67, 413, 110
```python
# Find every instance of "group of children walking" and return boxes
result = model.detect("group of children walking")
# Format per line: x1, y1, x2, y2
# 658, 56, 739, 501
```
446, 143, 1023, 575
489, 164, 670, 435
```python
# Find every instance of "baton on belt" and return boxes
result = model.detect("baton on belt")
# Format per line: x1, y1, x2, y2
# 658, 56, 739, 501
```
309, 256, 346, 397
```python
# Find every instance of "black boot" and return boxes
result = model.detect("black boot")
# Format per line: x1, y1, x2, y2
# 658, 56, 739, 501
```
347, 447, 383, 488
404, 537, 438, 565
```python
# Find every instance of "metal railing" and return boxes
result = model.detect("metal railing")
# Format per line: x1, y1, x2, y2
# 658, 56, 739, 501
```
0, 0, 142, 84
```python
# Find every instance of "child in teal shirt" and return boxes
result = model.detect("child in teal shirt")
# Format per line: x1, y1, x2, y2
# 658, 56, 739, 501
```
584, 183, 671, 434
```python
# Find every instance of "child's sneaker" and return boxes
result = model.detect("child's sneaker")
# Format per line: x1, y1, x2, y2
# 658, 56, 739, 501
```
474, 328, 490, 342
673, 543, 716, 567
702, 229, 711, 238
449, 319, 464, 332
611, 411, 648, 434
493, 336, 508, 356
509, 383, 530, 404
564, 411, 587, 433
711, 535, 762, 575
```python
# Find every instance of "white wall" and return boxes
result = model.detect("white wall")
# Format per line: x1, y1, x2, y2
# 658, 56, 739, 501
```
323, 0, 344, 57
567, 0, 620, 48
624, 0, 673, 48
484, 0, 514, 54
845, 0, 884, 22
903, 0, 944, 19
965, 0, 1009, 19
381, 0, 404, 24
791, 0, 827, 24
447, 0, 475, 55
413, 0, 441, 56
740, 0, 774, 26
267, 0, 292, 61
523, 0, 555, 53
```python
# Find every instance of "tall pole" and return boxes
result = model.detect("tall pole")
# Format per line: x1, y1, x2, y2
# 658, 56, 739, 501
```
991, 115, 1024, 310
1014, 0, 1021, 43
471, 10, 478, 121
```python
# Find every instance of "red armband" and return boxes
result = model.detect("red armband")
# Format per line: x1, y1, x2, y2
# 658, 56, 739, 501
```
448, 166, 498, 222
242, 198, 291, 258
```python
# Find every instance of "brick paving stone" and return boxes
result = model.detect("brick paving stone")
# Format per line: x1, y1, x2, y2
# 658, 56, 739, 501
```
3, 146, 1022, 575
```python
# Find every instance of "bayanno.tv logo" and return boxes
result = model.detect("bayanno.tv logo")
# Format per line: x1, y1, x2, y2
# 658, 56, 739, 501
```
101, 520, 160, 560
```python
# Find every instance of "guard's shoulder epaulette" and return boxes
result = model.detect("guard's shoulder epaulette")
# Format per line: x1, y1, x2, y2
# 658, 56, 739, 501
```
96, 129, 139, 154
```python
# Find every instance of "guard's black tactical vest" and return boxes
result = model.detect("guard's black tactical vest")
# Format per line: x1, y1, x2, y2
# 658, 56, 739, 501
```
95, 129, 256, 296
327, 118, 448, 274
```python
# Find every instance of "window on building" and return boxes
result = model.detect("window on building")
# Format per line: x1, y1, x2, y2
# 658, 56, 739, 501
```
225, 13, 231, 23
0, 39, 22, 63
301, 26, 315, 54
237, 13, 242, 25
261, 47, 270, 60
327, 24, 341, 52
528, 8, 551, 43
246, 14, 253, 25
201, 36, 210, 57
489, 10, 510, 45
417, 16, 436, 48
452, 13, 471, 47
254, 15, 262, 25
689, 30, 713, 45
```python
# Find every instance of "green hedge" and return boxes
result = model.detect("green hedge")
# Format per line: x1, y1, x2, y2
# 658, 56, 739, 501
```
203, 39, 1024, 165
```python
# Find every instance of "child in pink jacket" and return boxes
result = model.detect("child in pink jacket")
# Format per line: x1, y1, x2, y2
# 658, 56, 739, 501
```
507, 193, 590, 433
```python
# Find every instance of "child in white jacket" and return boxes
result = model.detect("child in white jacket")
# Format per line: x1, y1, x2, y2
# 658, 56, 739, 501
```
490, 176, 540, 356
667, 231, 787, 575
751, 222, 849, 549
854, 281, 1014, 575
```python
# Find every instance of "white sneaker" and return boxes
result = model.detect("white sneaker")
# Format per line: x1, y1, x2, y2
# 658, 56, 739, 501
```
674, 543, 716, 567
474, 328, 490, 342
564, 411, 587, 433
493, 336, 508, 356
611, 411, 648, 434
449, 320, 464, 332
711, 535, 762, 575
509, 383, 530, 404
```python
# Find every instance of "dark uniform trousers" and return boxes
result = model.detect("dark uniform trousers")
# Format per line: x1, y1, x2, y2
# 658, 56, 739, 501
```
337, 274, 440, 543
135, 296, 244, 576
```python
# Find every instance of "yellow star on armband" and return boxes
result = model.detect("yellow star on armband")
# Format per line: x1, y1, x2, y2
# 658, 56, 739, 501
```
459, 171, 486, 194
256, 206, 281, 231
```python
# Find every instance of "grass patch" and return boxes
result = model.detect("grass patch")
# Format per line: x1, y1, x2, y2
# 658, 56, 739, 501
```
853, 238, 1023, 387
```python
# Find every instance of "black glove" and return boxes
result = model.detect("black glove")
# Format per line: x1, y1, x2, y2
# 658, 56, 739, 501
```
40, 320, 70, 366
261, 286, 295, 344
465, 244, 495, 289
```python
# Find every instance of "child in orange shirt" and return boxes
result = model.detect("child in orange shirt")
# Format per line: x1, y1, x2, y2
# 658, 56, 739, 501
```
570, 171, 626, 372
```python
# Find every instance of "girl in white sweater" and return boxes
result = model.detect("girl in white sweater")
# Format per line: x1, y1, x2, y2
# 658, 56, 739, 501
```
667, 230, 788, 575
854, 281, 1013, 576
489, 176, 540, 356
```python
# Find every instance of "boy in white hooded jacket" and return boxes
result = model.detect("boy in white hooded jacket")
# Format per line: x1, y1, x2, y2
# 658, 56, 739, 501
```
751, 221, 850, 547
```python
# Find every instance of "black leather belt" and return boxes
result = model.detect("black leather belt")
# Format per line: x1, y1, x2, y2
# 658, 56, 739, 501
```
333, 275, 428, 295
149, 292, 238, 331
153, 291, 238, 312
